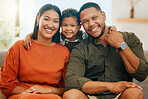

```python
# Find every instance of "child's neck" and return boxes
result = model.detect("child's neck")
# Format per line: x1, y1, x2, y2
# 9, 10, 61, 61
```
67, 36, 76, 41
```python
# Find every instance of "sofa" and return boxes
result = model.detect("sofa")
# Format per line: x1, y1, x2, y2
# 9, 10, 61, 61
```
0, 50, 148, 99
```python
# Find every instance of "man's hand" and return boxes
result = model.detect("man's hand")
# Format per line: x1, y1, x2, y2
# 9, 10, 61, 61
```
107, 81, 142, 93
105, 26, 124, 49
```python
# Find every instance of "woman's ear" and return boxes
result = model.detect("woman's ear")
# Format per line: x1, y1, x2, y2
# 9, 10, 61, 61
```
36, 16, 39, 26
102, 11, 106, 21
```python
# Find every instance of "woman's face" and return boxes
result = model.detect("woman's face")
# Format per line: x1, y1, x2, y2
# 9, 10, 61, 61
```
37, 9, 60, 40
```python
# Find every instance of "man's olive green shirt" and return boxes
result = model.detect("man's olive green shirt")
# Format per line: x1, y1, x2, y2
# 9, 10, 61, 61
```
65, 32, 148, 99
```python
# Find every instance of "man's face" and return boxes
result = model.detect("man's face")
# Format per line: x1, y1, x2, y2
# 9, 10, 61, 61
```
80, 7, 106, 38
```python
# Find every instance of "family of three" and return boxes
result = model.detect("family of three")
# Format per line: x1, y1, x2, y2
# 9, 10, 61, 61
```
0, 2, 148, 99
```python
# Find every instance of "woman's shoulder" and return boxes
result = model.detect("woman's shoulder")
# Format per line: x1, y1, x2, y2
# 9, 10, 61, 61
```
11, 39, 24, 48
6, 40, 24, 56
55, 43, 70, 53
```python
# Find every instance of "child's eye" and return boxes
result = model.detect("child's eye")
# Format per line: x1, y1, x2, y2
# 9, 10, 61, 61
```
62, 24, 67, 26
54, 20, 59, 23
71, 25, 75, 27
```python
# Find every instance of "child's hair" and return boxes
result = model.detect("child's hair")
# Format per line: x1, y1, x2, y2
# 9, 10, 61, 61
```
61, 8, 80, 26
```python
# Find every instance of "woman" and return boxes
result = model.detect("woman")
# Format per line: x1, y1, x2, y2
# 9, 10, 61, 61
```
0, 4, 70, 99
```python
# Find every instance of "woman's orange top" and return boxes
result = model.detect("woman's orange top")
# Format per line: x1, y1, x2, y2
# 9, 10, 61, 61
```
0, 40, 70, 97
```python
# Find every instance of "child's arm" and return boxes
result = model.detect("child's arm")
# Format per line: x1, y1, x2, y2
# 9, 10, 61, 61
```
23, 33, 33, 50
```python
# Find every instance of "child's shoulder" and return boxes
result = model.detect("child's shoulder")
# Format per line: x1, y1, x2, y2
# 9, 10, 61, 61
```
82, 32, 88, 40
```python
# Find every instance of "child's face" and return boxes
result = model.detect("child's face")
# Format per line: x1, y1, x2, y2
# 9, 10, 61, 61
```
61, 17, 79, 41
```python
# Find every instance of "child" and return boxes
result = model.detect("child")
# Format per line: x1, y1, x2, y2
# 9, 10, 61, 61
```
24, 8, 87, 52
60, 8, 87, 52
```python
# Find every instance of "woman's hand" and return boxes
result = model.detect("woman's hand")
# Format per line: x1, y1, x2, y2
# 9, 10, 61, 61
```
22, 85, 52, 94
23, 33, 33, 50
22, 85, 65, 96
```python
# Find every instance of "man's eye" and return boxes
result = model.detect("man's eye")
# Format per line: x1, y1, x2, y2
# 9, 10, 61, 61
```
92, 16, 97, 20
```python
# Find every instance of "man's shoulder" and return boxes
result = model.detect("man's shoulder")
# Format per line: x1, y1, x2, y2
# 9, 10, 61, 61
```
119, 31, 141, 45
75, 37, 91, 47
119, 31, 137, 37
119, 31, 138, 40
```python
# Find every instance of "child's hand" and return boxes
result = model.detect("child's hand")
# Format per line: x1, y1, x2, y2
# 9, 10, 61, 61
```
23, 34, 32, 50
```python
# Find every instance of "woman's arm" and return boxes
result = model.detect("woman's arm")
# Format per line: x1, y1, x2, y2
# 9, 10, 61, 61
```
11, 86, 27, 95
23, 85, 65, 96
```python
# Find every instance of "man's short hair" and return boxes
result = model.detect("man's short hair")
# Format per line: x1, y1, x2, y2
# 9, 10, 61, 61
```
79, 2, 102, 15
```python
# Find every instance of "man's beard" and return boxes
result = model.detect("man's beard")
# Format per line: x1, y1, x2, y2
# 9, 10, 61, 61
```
88, 24, 105, 39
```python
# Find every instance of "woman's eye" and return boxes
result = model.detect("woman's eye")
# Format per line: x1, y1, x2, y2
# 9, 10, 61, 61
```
71, 25, 75, 27
44, 18, 48, 21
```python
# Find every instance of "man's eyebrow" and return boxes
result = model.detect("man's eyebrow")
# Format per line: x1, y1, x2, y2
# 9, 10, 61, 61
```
81, 19, 87, 22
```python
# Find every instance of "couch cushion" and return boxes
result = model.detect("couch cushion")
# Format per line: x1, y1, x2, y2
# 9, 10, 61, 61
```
0, 51, 7, 68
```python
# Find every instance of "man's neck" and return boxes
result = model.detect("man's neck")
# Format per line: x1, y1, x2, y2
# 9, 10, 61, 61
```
95, 26, 109, 47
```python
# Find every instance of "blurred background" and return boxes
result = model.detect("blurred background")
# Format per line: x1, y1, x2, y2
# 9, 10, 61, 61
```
0, 0, 148, 50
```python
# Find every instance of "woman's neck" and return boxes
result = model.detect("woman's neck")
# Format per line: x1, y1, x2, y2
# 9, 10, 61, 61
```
34, 38, 53, 46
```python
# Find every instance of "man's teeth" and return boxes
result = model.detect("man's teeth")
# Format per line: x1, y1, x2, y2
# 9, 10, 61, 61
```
92, 27, 98, 31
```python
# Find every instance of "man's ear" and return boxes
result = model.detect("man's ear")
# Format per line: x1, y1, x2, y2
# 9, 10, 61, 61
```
102, 11, 106, 21
36, 16, 39, 26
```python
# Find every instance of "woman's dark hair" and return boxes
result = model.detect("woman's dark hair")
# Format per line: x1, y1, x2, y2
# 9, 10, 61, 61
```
61, 8, 80, 25
32, 4, 61, 43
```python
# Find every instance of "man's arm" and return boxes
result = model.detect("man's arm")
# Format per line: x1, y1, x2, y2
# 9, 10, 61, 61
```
105, 29, 148, 81
82, 81, 142, 94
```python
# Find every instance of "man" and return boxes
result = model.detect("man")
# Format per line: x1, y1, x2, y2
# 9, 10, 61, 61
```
63, 2, 148, 99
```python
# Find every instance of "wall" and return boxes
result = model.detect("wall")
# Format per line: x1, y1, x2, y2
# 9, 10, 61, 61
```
112, 0, 148, 50
19, 0, 112, 39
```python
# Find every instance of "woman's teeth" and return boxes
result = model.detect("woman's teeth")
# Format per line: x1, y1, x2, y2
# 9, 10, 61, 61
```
45, 29, 53, 32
